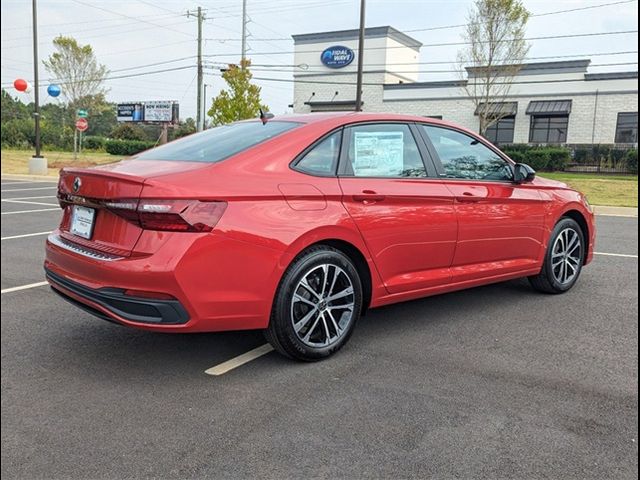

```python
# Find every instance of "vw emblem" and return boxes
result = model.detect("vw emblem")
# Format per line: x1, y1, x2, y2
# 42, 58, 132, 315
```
73, 177, 82, 193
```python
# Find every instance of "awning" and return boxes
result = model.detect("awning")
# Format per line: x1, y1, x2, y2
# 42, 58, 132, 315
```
526, 100, 572, 115
474, 102, 517, 116
304, 100, 361, 112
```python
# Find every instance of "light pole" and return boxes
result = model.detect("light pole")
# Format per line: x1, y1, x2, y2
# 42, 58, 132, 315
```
29, 0, 47, 175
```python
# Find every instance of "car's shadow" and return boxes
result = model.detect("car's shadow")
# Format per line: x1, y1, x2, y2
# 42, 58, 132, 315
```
41, 276, 555, 381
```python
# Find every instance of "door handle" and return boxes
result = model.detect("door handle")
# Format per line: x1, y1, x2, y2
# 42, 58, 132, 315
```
455, 193, 482, 203
353, 191, 386, 203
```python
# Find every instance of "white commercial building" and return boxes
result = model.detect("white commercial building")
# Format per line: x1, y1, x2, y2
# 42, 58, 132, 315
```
291, 26, 638, 146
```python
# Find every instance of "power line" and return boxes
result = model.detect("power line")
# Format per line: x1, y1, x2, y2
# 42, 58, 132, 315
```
1, 65, 196, 88
69, 0, 194, 37
204, 72, 638, 87
208, 62, 638, 75
404, 0, 639, 32
1, 11, 178, 31
202, 0, 639, 41
201, 30, 639, 57
2, 19, 194, 46
135, 0, 184, 16
213, 51, 638, 69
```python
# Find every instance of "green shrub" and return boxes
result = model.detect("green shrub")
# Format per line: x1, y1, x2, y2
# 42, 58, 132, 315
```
82, 136, 106, 150
105, 139, 155, 156
502, 150, 525, 163
502, 145, 570, 171
625, 149, 638, 174
545, 148, 570, 171
111, 123, 147, 141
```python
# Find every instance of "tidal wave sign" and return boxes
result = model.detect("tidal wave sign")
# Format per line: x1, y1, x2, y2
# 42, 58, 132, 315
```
320, 45, 355, 68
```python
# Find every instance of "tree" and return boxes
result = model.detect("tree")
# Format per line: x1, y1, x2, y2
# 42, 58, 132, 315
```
174, 118, 197, 138
207, 59, 267, 126
457, 0, 530, 136
43, 36, 109, 105
1, 89, 30, 123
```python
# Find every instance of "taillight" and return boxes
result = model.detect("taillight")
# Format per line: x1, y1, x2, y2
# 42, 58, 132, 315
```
104, 199, 227, 232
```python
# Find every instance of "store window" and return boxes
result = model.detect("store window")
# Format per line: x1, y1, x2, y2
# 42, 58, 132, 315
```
529, 116, 569, 144
484, 116, 515, 145
615, 112, 638, 143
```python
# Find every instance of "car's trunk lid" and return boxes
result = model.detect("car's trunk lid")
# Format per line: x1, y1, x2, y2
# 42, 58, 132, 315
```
57, 160, 210, 257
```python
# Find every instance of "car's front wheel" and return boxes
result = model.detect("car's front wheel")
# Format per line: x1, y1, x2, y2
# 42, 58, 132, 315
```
265, 245, 363, 361
529, 217, 585, 294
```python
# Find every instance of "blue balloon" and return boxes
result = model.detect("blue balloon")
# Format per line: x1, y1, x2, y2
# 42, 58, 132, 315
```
47, 84, 61, 97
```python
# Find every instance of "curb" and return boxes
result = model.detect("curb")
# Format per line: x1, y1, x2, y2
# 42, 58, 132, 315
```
593, 205, 638, 217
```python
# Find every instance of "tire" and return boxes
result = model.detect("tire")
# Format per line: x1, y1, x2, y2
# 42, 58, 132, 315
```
529, 217, 585, 294
264, 245, 363, 361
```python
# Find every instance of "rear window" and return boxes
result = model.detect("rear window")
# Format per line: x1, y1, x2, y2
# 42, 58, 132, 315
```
135, 121, 301, 163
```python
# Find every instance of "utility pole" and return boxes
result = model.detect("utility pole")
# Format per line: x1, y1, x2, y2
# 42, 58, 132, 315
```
241, 0, 247, 68
355, 0, 366, 112
187, 7, 205, 131
32, 0, 41, 157
203, 83, 212, 130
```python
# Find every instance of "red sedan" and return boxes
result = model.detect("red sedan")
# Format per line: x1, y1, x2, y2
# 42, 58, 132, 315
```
45, 113, 595, 361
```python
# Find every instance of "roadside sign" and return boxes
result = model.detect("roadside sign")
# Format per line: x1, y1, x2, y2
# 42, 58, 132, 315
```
75, 118, 89, 132
77, 109, 89, 118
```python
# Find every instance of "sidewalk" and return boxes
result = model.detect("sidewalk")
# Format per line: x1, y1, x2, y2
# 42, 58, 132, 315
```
593, 205, 638, 217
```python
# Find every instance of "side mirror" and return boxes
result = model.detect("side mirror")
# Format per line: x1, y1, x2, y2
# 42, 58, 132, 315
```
514, 163, 536, 184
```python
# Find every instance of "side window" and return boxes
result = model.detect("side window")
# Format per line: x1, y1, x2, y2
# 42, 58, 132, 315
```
421, 125, 513, 181
295, 130, 342, 176
344, 123, 426, 178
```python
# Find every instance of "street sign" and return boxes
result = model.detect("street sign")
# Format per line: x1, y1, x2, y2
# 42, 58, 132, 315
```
75, 118, 89, 132
77, 109, 88, 118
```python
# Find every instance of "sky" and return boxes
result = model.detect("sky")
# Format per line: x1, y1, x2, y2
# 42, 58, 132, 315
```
1, 0, 638, 120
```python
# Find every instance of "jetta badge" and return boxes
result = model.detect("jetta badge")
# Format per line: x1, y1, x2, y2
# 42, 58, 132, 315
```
73, 177, 82, 193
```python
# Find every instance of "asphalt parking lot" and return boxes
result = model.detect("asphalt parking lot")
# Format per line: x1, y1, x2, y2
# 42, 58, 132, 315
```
1, 177, 638, 480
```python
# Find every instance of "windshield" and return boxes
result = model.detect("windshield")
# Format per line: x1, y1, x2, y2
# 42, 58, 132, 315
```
135, 121, 301, 163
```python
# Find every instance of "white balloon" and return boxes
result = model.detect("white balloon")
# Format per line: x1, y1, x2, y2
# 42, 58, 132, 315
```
24, 82, 33, 93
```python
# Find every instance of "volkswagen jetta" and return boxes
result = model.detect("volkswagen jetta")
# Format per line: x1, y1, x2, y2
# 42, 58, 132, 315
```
45, 113, 595, 360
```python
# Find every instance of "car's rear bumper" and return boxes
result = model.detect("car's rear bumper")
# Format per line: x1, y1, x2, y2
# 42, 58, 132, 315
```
45, 231, 284, 332
45, 267, 189, 325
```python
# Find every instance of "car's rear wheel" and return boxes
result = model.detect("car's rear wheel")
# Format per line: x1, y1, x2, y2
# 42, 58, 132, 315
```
265, 245, 363, 361
529, 217, 585, 294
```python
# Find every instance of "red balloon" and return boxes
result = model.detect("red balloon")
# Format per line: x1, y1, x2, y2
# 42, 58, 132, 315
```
13, 78, 28, 92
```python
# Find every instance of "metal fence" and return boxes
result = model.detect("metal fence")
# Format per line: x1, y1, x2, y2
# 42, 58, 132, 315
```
563, 144, 638, 175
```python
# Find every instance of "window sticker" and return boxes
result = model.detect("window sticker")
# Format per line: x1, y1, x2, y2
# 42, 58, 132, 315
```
353, 131, 404, 176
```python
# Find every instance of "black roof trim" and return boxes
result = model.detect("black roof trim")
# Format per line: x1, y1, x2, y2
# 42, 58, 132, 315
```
384, 80, 467, 90
466, 60, 591, 77
585, 71, 638, 81
304, 100, 360, 106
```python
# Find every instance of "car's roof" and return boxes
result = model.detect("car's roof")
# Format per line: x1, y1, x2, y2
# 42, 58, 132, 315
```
266, 111, 469, 133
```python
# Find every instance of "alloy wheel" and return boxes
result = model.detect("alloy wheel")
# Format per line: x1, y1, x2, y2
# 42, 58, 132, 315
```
290, 263, 355, 348
551, 227, 582, 285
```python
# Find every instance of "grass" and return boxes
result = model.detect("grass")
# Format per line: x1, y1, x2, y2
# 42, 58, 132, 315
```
540, 172, 638, 208
0, 148, 119, 177
1, 148, 637, 208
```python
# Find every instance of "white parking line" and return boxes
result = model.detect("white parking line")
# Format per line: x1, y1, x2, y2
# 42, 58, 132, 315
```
1, 231, 51, 241
1, 208, 60, 215
0, 181, 57, 186
1, 195, 57, 200
0, 186, 58, 192
1, 281, 49, 294
2, 199, 59, 207
595, 252, 638, 258
205, 343, 274, 376
597, 214, 638, 218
